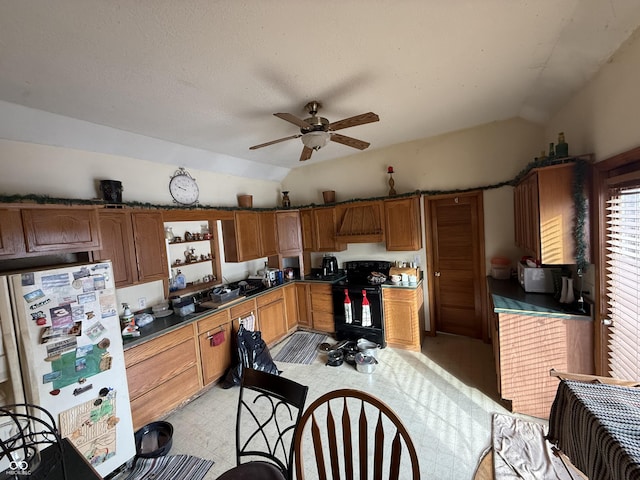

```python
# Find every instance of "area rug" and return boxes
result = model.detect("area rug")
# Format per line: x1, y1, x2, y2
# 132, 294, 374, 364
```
126, 454, 214, 480
273, 331, 327, 364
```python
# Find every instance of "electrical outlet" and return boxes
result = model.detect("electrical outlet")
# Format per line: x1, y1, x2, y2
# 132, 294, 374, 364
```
138, 297, 146, 309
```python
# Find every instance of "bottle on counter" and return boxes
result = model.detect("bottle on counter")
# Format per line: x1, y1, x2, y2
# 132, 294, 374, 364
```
175, 270, 186, 290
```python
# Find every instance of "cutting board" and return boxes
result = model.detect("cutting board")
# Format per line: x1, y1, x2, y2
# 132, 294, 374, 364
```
389, 267, 419, 278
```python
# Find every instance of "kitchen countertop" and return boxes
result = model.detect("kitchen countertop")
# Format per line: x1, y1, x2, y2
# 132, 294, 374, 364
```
123, 274, 425, 350
487, 276, 591, 320
122, 276, 344, 350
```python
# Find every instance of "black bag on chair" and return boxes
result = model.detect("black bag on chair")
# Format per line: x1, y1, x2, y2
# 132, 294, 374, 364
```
222, 324, 280, 388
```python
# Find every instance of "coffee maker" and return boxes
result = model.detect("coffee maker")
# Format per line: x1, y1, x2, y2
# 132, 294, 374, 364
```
321, 255, 339, 277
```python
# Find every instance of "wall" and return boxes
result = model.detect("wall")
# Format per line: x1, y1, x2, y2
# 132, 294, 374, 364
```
284, 117, 543, 270
544, 26, 640, 301
0, 139, 280, 207
0, 138, 282, 312
545, 27, 640, 162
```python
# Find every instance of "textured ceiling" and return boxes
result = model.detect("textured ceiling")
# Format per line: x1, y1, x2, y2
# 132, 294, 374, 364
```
1, 1, 639, 179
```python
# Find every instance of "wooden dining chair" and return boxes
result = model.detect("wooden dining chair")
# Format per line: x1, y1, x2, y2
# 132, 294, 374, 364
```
293, 388, 420, 480
217, 368, 309, 480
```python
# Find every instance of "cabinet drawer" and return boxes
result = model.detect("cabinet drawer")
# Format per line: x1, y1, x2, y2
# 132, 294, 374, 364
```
124, 324, 195, 367
230, 298, 257, 320
382, 288, 417, 302
129, 364, 200, 430
257, 288, 283, 307
197, 309, 231, 335
126, 338, 197, 399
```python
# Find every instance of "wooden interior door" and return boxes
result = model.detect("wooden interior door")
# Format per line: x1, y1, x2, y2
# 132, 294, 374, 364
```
426, 192, 487, 339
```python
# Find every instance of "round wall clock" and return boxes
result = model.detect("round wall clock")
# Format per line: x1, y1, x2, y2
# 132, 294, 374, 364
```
169, 167, 199, 205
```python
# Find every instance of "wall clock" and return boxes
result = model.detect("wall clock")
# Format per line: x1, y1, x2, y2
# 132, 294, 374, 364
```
169, 167, 199, 205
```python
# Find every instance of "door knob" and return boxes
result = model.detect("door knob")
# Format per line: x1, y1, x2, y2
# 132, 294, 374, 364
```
602, 318, 613, 326
434, 272, 441, 277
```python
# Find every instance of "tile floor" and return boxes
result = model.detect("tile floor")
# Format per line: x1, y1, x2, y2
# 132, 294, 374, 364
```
166, 333, 511, 479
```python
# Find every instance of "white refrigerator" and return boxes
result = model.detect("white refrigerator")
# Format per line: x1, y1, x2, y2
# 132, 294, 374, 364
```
0, 261, 135, 477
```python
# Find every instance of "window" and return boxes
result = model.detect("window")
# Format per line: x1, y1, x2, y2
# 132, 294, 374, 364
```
605, 181, 640, 380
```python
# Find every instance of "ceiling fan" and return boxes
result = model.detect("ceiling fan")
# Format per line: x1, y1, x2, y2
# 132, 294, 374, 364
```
250, 101, 380, 161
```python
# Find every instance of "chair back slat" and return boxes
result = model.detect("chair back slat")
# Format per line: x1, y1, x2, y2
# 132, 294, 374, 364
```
294, 389, 420, 480
389, 432, 403, 478
373, 412, 385, 480
341, 398, 354, 480
358, 402, 368, 480
310, 414, 328, 480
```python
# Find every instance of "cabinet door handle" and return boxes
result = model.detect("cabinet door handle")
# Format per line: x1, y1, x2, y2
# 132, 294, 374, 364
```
434, 272, 441, 277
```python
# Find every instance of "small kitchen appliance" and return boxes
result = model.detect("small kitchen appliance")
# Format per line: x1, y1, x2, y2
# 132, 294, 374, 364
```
517, 262, 558, 293
321, 255, 339, 276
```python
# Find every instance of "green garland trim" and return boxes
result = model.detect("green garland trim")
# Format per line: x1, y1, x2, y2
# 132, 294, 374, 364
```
572, 159, 589, 273
0, 154, 591, 267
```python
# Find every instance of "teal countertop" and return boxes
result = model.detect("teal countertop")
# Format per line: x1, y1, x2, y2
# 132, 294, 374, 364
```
487, 277, 591, 320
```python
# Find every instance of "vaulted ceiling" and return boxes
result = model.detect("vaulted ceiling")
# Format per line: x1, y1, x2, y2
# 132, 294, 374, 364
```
1, 1, 639, 179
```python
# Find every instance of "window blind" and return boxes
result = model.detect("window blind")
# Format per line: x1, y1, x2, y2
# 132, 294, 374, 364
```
606, 185, 640, 381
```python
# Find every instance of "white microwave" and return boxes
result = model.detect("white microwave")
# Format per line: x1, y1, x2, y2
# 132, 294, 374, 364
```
517, 262, 557, 293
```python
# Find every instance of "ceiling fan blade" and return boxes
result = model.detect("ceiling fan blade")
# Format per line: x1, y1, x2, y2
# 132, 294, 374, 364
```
300, 146, 314, 161
274, 112, 312, 129
250, 134, 301, 150
328, 112, 379, 131
330, 133, 371, 150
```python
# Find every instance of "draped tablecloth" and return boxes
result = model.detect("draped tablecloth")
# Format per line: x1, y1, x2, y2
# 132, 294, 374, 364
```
547, 380, 640, 480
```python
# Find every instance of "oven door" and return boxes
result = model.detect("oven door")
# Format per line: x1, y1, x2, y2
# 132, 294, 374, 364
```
332, 285, 386, 347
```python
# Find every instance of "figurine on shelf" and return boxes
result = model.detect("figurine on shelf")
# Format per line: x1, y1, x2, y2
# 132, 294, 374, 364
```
184, 246, 197, 263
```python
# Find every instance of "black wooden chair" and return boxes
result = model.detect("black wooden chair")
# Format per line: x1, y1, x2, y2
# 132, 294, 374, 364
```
293, 389, 421, 480
0, 403, 67, 480
217, 368, 308, 480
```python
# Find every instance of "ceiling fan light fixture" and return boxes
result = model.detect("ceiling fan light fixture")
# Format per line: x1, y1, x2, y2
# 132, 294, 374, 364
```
301, 131, 330, 150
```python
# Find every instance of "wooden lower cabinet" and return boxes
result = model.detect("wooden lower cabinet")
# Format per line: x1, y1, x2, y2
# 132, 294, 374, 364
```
495, 312, 594, 419
309, 283, 334, 333
197, 310, 233, 386
257, 289, 287, 345
296, 283, 311, 328
125, 324, 200, 430
383, 286, 424, 352
283, 283, 298, 331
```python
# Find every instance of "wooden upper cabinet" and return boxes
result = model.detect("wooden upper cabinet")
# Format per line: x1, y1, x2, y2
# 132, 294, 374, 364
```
514, 163, 585, 265
21, 207, 102, 253
258, 211, 278, 257
300, 207, 346, 253
0, 209, 26, 257
276, 211, 302, 255
300, 209, 315, 252
384, 196, 422, 251
222, 211, 261, 262
130, 211, 169, 282
314, 207, 346, 251
95, 210, 137, 286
